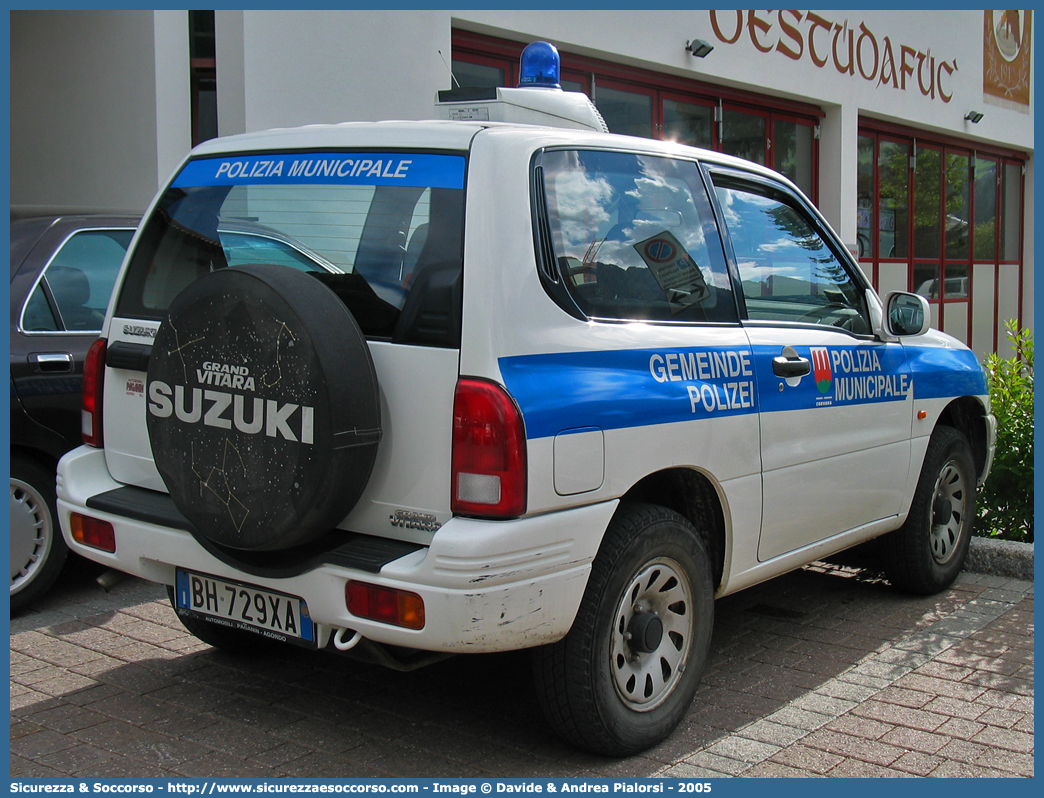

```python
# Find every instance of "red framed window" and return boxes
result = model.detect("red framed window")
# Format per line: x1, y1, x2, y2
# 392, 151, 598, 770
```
857, 121, 1026, 352
452, 30, 821, 203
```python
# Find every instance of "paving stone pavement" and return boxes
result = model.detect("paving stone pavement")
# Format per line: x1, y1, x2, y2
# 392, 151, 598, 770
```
9, 556, 1033, 779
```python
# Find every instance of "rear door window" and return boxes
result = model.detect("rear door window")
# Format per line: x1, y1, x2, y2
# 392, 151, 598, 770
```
117, 152, 466, 346
536, 149, 736, 324
21, 228, 133, 333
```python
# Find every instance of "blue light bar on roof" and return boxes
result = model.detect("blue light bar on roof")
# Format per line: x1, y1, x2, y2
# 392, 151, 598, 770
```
518, 41, 561, 89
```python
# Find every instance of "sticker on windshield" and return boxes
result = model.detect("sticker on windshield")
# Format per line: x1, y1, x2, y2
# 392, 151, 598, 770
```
633, 230, 712, 312
172, 152, 466, 190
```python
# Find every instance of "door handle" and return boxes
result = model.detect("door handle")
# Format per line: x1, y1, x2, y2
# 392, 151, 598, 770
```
772, 351, 811, 378
29, 352, 74, 374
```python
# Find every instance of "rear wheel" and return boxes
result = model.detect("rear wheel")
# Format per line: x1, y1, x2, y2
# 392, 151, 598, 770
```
532, 503, 714, 756
10, 457, 68, 613
884, 425, 976, 594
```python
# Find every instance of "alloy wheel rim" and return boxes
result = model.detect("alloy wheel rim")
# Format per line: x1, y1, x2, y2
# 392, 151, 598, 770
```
930, 459, 968, 565
610, 557, 694, 711
10, 478, 52, 592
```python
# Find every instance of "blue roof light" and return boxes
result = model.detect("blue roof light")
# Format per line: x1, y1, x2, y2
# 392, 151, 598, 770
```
518, 41, 561, 89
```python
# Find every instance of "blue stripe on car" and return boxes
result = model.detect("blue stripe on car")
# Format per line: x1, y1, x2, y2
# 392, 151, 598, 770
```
905, 345, 988, 399
500, 344, 985, 441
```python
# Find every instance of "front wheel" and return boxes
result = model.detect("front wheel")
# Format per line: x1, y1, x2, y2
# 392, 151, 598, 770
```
532, 503, 714, 756
884, 426, 976, 594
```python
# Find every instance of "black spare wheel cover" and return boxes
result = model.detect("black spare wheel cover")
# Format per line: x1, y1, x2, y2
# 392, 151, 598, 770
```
146, 264, 381, 551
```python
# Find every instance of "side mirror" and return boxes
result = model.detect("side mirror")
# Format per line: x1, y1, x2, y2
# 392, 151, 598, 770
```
884, 291, 931, 337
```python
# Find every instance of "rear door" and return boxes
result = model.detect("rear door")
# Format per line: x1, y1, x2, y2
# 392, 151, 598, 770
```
709, 169, 914, 561
103, 149, 468, 541
11, 220, 134, 446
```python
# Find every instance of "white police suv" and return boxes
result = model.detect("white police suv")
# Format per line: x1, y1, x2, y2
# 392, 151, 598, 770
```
58, 43, 995, 756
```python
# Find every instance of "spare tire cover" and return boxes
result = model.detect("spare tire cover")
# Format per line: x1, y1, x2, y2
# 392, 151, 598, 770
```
146, 264, 381, 551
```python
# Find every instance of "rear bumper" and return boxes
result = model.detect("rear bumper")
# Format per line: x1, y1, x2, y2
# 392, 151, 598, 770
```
57, 446, 614, 653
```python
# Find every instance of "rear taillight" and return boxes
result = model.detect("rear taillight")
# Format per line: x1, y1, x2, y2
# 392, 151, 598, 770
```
82, 338, 107, 447
451, 378, 527, 518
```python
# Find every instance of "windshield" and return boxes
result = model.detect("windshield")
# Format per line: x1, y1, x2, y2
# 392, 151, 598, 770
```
117, 151, 466, 343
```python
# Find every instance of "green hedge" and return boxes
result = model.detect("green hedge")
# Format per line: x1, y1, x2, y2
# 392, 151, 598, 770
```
977, 320, 1034, 543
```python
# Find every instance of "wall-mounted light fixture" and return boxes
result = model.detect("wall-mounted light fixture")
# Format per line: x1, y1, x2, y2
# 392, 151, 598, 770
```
686, 39, 714, 58
964, 110, 984, 123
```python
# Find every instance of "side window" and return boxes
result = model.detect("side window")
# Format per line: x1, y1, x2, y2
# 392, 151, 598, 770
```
538, 149, 737, 323
22, 229, 133, 333
713, 180, 870, 334
22, 285, 59, 332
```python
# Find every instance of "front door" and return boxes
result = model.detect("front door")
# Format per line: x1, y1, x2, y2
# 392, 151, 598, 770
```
710, 170, 914, 561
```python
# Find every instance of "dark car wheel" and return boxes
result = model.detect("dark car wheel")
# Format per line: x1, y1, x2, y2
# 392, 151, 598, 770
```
10, 456, 68, 613
533, 502, 714, 756
884, 425, 976, 594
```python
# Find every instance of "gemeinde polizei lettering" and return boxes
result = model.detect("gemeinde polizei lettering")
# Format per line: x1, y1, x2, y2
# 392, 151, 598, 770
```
148, 381, 314, 443
649, 349, 757, 415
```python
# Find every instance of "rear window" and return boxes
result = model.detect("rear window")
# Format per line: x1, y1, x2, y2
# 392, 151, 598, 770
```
117, 151, 466, 346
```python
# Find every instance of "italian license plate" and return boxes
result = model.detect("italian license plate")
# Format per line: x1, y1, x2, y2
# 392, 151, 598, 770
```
175, 569, 315, 648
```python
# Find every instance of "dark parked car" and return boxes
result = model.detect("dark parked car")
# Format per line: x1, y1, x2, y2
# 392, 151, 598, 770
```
10, 209, 140, 611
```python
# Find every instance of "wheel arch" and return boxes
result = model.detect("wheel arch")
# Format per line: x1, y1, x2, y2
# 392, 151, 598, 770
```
936, 396, 990, 483
10, 445, 60, 476
618, 467, 728, 591
10, 405, 73, 464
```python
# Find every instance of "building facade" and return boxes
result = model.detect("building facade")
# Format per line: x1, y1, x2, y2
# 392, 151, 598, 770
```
10, 9, 1034, 357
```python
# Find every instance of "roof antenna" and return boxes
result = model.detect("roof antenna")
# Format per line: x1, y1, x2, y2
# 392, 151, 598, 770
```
437, 49, 460, 88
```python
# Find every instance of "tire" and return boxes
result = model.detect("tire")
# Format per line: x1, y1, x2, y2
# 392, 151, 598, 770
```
10, 457, 68, 613
532, 502, 714, 756
166, 585, 273, 654
884, 425, 976, 594
146, 263, 381, 552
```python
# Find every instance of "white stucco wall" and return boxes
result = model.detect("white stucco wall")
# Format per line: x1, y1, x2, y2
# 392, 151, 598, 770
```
10, 10, 191, 211
215, 10, 452, 135
153, 10, 193, 188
